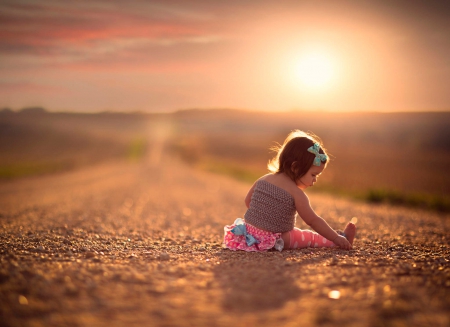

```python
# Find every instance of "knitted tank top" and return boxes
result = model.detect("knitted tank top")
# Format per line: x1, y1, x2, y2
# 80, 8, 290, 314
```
244, 180, 296, 233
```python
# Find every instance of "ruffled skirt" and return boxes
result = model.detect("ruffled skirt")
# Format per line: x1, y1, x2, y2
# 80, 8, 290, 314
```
223, 218, 284, 252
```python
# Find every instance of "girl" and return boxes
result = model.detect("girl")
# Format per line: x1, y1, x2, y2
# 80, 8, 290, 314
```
224, 130, 355, 252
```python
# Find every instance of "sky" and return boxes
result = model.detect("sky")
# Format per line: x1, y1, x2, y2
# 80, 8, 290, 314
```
1, 0, 449, 113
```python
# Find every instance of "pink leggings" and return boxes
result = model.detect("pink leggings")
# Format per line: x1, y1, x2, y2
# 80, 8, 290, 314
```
288, 227, 335, 249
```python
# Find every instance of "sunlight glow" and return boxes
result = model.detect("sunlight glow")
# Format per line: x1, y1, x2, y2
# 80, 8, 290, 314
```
328, 290, 341, 299
293, 51, 335, 90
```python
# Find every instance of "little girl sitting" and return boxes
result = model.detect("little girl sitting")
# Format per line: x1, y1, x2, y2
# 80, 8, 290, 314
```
224, 130, 355, 252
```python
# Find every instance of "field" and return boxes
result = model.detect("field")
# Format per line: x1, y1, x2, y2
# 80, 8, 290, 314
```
169, 109, 450, 211
1, 108, 449, 211
0, 109, 151, 179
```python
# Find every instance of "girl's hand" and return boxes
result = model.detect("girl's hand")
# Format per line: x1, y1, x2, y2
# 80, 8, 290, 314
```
333, 235, 352, 250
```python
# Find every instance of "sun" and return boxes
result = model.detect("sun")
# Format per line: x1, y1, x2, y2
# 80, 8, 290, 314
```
293, 51, 335, 90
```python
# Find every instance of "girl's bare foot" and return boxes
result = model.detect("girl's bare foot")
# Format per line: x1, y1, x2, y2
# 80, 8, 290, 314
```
343, 222, 356, 245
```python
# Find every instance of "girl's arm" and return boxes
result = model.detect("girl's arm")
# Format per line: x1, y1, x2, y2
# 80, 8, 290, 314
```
244, 181, 258, 208
293, 190, 342, 242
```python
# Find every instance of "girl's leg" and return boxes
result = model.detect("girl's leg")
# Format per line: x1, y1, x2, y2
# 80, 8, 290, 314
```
282, 222, 357, 250
284, 227, 335, 249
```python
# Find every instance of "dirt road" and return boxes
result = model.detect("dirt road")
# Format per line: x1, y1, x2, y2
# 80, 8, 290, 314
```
1, 124, 449, 327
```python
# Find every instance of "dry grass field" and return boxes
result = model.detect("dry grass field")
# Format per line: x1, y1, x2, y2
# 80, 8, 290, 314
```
0, 109, 151, 179
169, 109, 450, 212
1, 108, 450, 212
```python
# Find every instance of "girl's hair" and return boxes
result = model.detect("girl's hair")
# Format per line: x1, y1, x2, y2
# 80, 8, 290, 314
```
267, 130, 328, 182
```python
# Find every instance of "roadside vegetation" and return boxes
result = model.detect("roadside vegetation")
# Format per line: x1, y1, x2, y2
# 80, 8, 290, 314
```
0, 108, 149, 179
2, 107, 449, 212
169, 109, 450, 213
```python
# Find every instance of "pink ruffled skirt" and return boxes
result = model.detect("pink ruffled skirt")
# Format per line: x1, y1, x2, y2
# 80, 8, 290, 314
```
223, 218, 283, 252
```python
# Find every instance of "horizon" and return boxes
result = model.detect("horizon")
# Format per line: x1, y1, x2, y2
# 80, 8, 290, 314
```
2, 106, 450, 115
1, 0, 450, 113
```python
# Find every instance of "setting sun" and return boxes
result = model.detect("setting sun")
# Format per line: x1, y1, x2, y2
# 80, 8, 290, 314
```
293, 51, 335, 90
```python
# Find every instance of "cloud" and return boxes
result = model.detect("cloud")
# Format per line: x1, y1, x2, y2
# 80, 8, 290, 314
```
0, 81, 68, 94
0, 0, 230, 82
1, 0, 449, 111
0, 0, 221, 61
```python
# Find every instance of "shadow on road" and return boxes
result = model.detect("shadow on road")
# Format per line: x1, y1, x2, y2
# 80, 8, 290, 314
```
212, 250, 331, 313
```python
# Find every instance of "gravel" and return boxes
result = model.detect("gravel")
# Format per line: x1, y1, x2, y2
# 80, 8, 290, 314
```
0, 154, 449, 327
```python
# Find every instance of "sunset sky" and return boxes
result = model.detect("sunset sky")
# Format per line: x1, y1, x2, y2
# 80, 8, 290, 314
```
1, 0, 449, 112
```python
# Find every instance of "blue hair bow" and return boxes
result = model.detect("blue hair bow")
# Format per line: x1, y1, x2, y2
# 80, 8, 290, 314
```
231, 223, 260, 246
307, 143, 328, 166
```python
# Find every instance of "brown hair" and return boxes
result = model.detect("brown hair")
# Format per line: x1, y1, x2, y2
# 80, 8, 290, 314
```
267, 130, 328, 182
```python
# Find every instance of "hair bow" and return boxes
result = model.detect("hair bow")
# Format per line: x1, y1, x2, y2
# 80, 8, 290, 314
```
231, 223, 260, 246
307, 143, 328, 166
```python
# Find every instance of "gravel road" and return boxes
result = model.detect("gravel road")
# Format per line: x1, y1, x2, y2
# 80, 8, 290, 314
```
1, 128, 449, 327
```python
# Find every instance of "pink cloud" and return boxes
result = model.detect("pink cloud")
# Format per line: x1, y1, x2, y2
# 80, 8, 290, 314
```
0, 81, 69, 94
0, 0, 449, 112
0, 1, 215, 57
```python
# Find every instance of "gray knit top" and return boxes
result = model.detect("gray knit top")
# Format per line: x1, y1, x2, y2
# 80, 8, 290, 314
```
244, 180, 297, 233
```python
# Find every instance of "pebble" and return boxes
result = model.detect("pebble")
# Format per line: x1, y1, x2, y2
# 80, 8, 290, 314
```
65, 284, 79, 296
18, 295, 28, 305
159, 253, 170, 261
329, 256, 338, 265
85, 251, 96, 259
1, 150, 449, 325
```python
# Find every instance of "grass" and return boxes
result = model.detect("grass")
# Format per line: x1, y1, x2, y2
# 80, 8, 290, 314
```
365, 188, 450, 212
0, 161, 72, 179
168, 109, 450, 213
0, 112, 150, 180
181, 157, 450, 213
0, 137, 148, 180
198, 159, 262, 184
313, 183, 450, 212
3, 109, 450, 213
127, 138, 147, 161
